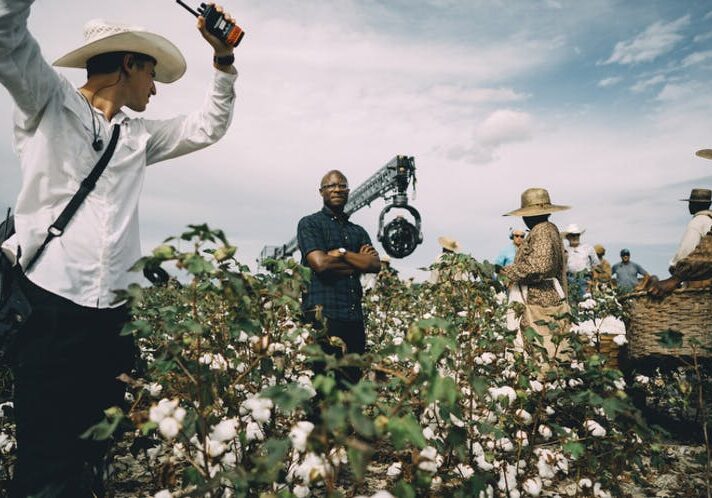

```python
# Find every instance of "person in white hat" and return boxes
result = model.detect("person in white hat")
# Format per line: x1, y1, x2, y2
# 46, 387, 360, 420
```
500, 188, 571, 361
562, 223, 599, 300
0, 2, 241, 496
429, 236, 466, 283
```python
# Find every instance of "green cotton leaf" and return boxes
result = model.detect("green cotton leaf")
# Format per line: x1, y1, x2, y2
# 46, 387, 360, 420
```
260, 384, 312, 413
470, 376, 490, 398
325, 404, 349, 432
313, 374, 336, 396
80, 407, 124, 441
251, 438, 290, 477
346, 439, 373, 481
424, 335, 456, 362
387, 413, 427, 450
182, 253, 216, 275
563, 441, 585, 459
349, 407, 375, 438
182, 466, 205, 486
140, 421, 158, 436
392, 479, 416, 498
428, 375, 458, 407
656, 329, 684, 349
350, 381, 378, 405
523, 326, 543, 345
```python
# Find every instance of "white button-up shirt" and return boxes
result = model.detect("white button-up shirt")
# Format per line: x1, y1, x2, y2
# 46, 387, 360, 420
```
0, 1, 237, 308
565, 243, 599, 273
669, 211, 712, 267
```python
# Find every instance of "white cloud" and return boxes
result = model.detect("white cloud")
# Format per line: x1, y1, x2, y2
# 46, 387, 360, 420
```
630, 74, 666, 92
704, 10, 712, 21
429, 85, 528, 105
681, 50, 712, 67
603, 15, 690, 65
693, 31, 712, 43
598, 76, 622, 87
656, 82, 697, 101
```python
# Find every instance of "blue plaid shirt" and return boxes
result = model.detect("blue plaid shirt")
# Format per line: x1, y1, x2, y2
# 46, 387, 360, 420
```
298, 207, 372, 322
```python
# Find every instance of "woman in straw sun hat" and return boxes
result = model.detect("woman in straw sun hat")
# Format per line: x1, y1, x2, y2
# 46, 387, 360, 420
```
0, 2, 242, 496
500, 188, 571, 361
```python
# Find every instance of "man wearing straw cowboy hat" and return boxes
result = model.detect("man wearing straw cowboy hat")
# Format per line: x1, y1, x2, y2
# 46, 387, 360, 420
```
0, 1, 240, 495
562, 223, 599, 301
500, 188, 571, 361
668, 188, 712, 270
429, 236, 465, 283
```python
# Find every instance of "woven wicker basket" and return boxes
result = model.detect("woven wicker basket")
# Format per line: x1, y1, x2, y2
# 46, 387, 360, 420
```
621, 287, 712, 359
583, 335, 622, 369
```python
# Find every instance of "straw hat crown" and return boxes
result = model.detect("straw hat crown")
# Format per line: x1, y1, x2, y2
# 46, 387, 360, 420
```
53, 19, 186, 84
563, 223, 585, 236
437, 236, 461, 252
679, 188, 712, 202
504, 188, 570, 217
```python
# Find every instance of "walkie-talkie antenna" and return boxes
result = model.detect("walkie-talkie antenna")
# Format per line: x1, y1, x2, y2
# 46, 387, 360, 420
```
176, 0, 200, 17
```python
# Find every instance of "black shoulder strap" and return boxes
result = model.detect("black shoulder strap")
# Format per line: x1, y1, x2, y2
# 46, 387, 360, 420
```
24, 124, 121, 273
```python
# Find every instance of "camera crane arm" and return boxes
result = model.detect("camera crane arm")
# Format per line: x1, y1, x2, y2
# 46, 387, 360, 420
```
259, 155, 422, 263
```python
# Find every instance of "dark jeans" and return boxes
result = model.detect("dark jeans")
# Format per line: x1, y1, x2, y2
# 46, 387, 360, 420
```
9, 275, 135, 498
304, 311, 366, 388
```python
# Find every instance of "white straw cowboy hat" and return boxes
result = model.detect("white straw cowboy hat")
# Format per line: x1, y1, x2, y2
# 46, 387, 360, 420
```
679, 188, 712, 202
562, 223, 585, 236
503, 188, 570, 217
437, 236, 461, 252
53, 19, 186, 84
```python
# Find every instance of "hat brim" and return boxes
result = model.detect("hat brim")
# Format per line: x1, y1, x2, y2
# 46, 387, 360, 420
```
679, 198, 712, 202
503, 204, 570, 217
53, 31, 186, 84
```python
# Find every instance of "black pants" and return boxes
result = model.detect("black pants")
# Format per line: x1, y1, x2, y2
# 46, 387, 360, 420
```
304, 312, 366, 388
9, 276, 135, 498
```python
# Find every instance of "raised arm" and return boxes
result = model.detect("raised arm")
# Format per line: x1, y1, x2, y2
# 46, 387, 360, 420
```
0, 0, 62, 134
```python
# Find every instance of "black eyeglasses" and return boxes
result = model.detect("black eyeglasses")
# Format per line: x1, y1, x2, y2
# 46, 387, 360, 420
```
320, 183, 350, 191
512, 234, 525, 238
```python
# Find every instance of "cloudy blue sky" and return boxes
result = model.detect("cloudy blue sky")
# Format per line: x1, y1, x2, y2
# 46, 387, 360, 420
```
1, 0, 711, 282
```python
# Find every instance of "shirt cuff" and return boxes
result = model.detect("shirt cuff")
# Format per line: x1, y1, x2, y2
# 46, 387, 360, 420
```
214, 67, 239, 87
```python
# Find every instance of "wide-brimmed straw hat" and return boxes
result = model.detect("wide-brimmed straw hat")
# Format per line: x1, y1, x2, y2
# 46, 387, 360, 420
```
437, 236, 461, 252
53, 19, 186, 84
503, 188, 570, 217
695, 149, 712, 160
679, 188, 712, 203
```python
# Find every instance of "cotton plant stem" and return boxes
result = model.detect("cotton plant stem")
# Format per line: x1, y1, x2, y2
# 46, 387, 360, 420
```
691, 351, 711, 498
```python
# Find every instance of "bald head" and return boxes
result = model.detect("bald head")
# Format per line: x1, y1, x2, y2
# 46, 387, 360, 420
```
319, 170, 350, 212
320, 170, 348, 188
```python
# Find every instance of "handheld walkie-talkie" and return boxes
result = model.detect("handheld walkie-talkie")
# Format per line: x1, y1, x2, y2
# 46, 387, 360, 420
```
175, 0, 244, 47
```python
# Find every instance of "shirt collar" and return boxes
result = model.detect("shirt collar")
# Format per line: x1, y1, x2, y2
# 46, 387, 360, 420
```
321, 205, 349, 221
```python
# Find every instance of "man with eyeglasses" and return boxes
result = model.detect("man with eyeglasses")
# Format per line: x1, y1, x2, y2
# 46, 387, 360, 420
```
494, 228, 526, 273
297, 170, 380, 391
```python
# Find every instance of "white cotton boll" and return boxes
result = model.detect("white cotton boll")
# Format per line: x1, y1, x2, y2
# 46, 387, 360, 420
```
497, 463, 519, 493
393, 337, 403, 346
523, 476, 542, 496
158, 417, 180, 440
613, 378, 626, 390
289, 421, 315, 452
475, 454, 494, 471
386, 462, 402, 477
593, 482, 612, 498
578, 478, 593, 488
173, 407, 186, 424
150, 398, 178, 423
529, 380, 544, 392
418, 460, 438, 473
515, 409, 533, 425
496, 437, 514, 452
423, 312, 433, 319
515, 430, 529, 447
371, 491, 396, 498
457, 310, 468, 317
222, 450, 238, 467
211, 418, 239, 442
245, 421, 264, 441
455, 464, 474, 479
613, 334, 627, 345
419, 446, 438, 461
0, 433, 16, 454
422, 427, 436, 440
584, 419, 607, 437
206, 438, 226, 458
154, 490, 173, 498
570, 360, 584, 371
449, 413, 465, 427
237, 331, 249, 342
568, 378, 584, 388
488, 386, 517, 404
545, 406, 555, 416
538, 425, 552, 439
635, 374, 650, 385
292, 484, 310, 498
146, 383, 163, 398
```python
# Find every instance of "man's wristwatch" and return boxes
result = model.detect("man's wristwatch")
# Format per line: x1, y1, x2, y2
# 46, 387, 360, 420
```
338, 247, 347, 255
213, 53, 235, 66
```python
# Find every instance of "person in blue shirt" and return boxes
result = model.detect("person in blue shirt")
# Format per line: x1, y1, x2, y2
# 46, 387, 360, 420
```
494, 228, 525, 273
612, 249, 649, 292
